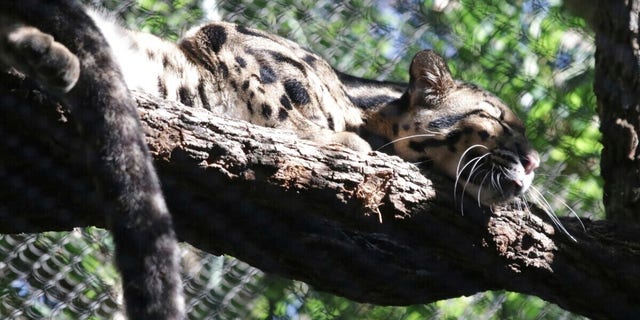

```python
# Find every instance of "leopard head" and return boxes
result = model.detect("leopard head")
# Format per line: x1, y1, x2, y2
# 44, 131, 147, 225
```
381, 50, 539, 204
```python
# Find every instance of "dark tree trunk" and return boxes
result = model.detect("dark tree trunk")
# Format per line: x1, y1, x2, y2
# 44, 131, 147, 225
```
1, 71, 640, 319
594, 0, 640, 221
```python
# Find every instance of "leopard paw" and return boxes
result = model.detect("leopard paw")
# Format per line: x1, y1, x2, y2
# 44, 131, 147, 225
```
330, 131, 372, 152
303, 130, 371, 152
1, 24, 80, 93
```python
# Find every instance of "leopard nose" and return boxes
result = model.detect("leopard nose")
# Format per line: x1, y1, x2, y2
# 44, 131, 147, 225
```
522, 150, 540, 174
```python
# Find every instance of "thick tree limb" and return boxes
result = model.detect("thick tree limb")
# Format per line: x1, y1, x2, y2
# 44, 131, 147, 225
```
1, 74, 639, 319
594, 0, 640, 221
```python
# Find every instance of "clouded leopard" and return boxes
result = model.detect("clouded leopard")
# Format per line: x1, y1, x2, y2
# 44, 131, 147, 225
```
90, 10, 540, 204
0, 0, 540, 318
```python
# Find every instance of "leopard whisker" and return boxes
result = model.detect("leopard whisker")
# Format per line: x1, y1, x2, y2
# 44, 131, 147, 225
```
516, 196, 523, 212
495, 172, 505, 197
533, 186, 586, 233
411, 159, 432, 166
528, 186, 578, 242
375, 133, 438, 151
489, 164, 499, 190
460, 159, 485, 215
462, 158, 486, 197
522, 193, 532, 224
455, 145, 489, 181
454, 145, 489, 203
477, 171, 491, 207
454, 154, 487, 206
521, 195, 529, 213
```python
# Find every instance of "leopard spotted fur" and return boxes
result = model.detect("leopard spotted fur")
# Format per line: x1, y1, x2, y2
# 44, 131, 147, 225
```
91, 12, 540, 204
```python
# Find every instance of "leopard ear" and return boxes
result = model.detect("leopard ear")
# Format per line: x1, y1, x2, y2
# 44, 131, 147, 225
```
408, 50, 455, 107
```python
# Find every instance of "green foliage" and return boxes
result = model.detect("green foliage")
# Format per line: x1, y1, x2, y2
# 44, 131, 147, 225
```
251, 275, 439, 319
0, 229, 120, 319
87, 0, 205, 39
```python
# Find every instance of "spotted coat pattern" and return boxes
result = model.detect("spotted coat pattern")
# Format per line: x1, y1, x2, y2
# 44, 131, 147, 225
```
92, 12, 541, 204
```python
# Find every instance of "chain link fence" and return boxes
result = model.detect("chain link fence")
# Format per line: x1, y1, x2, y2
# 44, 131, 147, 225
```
1, 0, 594, 318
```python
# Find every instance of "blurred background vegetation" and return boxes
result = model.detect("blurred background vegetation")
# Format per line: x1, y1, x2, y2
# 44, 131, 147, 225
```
1, 0, 597, 318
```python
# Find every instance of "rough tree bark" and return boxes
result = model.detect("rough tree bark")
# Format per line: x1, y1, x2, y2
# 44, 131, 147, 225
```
1, 71, 639, 319
595, 0, 640, 221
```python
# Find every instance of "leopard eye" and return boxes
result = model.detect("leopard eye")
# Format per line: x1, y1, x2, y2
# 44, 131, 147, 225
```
477, 100, 496, 112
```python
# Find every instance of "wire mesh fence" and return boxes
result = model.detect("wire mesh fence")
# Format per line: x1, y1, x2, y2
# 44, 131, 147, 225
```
1, 0, 595, 319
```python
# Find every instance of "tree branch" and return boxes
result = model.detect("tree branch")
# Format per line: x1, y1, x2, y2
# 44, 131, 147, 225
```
1, 73, 639, 319
593, 0, 640, 222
